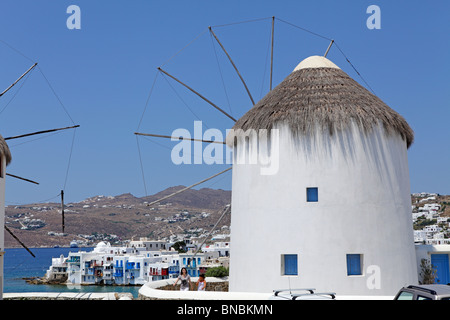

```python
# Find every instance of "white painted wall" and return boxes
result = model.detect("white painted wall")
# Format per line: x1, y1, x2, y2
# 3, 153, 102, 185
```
229, 122, 418, 296
415, 244, 450, 283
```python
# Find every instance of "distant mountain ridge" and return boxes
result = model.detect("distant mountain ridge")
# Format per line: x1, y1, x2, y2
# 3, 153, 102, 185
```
76, 187, 231, 209
142, 186, 231, 209
4, 186, 232, 248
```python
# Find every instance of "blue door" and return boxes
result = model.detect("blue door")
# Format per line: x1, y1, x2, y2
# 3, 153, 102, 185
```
431, 254, 450, 284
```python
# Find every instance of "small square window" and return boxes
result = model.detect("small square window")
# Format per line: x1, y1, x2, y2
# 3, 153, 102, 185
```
306, 187, 318, 202
347, 254, 362, 276
282, 254, 298, 276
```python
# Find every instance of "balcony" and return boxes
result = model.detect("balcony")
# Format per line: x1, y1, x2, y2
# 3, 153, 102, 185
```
125, 262, 140, 270
86, 268, 94, 275
149, 268, 168, 276
67, 257, 80, 263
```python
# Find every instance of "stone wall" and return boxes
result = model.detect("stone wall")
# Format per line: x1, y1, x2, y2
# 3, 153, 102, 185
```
137, 277, 232, 300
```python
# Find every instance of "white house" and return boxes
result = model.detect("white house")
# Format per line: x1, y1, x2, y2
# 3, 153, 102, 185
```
413, 211, 434, 221
45, 255, 68, 282
202, 241, 230, 257
128, 238, 169, 252
414, 230, 429, 243
67, 250, 102, 284
415, 244, 450, 284
424, 225, 442, 233
423, 203, 441, 212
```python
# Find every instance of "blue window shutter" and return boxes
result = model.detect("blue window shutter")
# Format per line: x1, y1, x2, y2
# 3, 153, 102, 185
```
347, 254, 361, 275
284, 255, 298, 275
307, 188, 318, 202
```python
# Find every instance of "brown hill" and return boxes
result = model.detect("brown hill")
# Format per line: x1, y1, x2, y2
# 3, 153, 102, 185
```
142, 186, 231, 209
4, 186, 231, 248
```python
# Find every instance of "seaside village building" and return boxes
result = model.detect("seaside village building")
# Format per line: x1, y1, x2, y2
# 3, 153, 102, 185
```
0, 135, 11, 300
46, 238, 228, 286
226, 56, 419, 296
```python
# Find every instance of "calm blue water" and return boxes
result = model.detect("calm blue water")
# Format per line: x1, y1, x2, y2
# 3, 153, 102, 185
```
3, 247, 140, 298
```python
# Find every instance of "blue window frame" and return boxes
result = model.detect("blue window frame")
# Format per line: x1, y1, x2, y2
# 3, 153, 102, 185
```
306, 187, 318, 202
347, 254, 362, 276
283, 254, 298, 276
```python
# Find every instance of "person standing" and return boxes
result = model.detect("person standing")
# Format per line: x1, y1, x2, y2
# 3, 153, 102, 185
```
173, 267, 191, 291
196, 274, 206, 291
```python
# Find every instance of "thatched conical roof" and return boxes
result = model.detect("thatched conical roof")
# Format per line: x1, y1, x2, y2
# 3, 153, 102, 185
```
229, 56, 414, 148
0, 134, 12, 165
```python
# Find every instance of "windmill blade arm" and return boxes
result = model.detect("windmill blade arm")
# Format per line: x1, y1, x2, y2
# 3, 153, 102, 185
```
0, 62, 38, 98
146, 167, 232, 207
157, 67, 236, 122
192, 204, 231, 259
270, 16, 275, 91
131, 167, 232, 239
6, 173, 39, 185
135, 132, 226, 144
5, 125, 80, 141
4, 226, 36, 258
324, 39, 335, 57
209, 27, 255, 105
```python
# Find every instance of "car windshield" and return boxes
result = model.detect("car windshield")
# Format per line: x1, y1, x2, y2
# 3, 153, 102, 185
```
396, 291, 414, 300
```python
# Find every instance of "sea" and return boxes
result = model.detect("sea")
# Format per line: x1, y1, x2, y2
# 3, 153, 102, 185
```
3, 247, 141, 298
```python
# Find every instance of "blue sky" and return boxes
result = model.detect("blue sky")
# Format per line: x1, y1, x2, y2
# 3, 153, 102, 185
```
0, 0, 448, 204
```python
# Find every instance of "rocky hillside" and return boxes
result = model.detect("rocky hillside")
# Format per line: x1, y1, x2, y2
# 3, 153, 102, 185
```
4, 186, 231, 248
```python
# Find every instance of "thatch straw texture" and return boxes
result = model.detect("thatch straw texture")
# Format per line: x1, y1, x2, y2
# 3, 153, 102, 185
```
0, 134, 12, 165
230, 62, 414, 148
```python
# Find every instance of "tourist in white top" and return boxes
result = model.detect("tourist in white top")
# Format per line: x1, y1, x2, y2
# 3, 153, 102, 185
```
196, 274, 206, 291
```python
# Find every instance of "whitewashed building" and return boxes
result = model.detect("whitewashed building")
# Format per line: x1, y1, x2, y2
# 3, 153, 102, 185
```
61, 241, 224, 286
227, 55, 418, 296
202, 241, 230, 257
46, 255, 69, 282
127, 238, 169, 252
416, 244, 450, 284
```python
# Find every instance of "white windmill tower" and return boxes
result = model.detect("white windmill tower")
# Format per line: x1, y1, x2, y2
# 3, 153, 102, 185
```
226, 55, 417, 296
